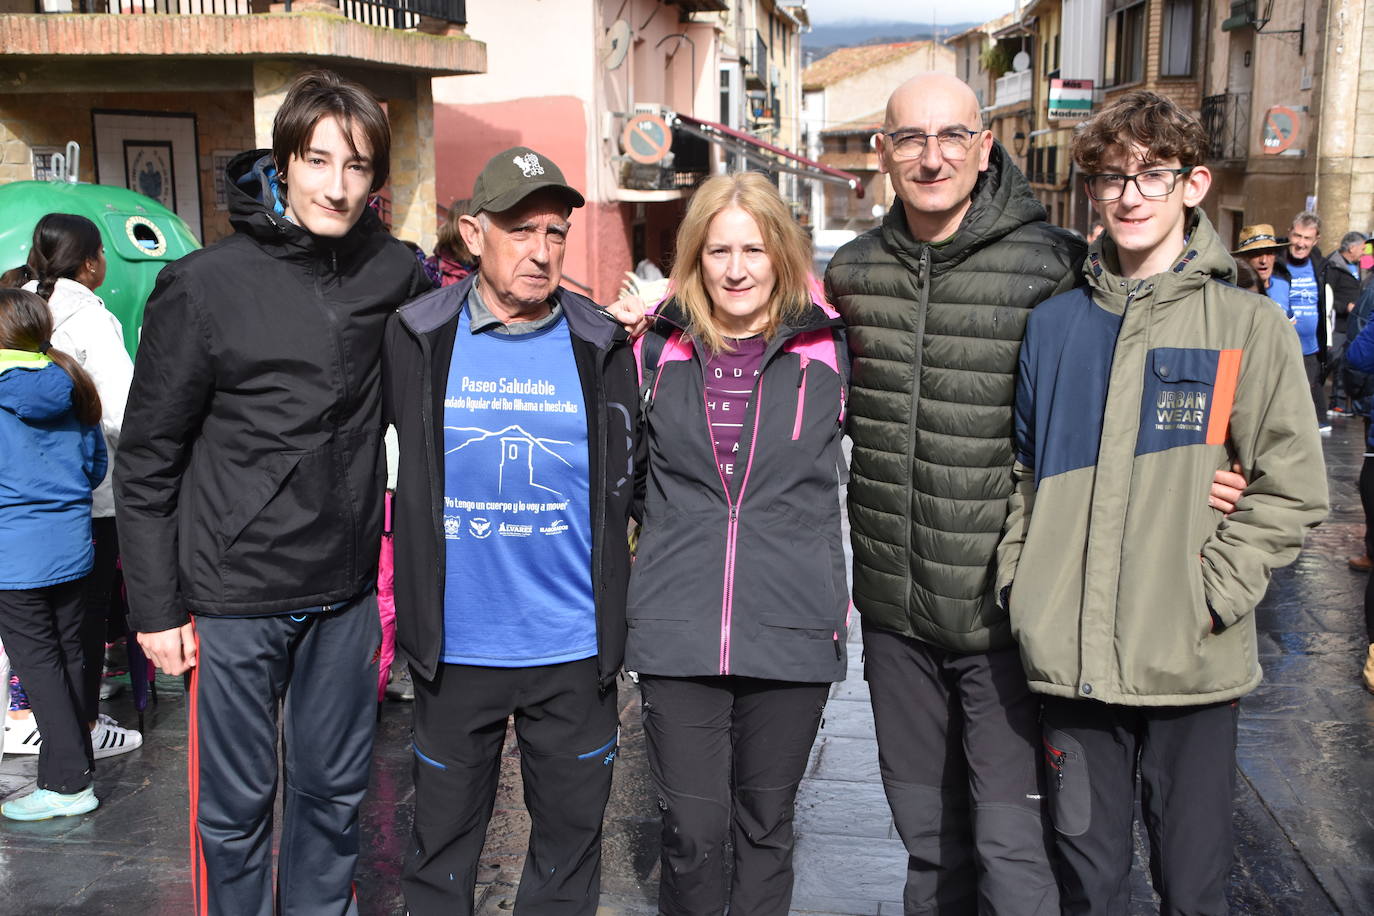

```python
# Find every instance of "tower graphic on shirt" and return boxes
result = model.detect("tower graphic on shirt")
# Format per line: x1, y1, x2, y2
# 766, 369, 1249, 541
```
445, 425, 572, 499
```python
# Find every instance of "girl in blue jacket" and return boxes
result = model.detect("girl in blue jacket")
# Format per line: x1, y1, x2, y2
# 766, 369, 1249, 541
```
0, 288, 106, 820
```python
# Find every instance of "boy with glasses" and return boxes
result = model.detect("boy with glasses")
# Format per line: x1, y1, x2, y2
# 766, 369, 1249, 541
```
996, 90, 1328, 914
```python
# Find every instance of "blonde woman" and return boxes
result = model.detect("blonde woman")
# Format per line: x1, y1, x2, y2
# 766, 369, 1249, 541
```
626, 173, 850, 915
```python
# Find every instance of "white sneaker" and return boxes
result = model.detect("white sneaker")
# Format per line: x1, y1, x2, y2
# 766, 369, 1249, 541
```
91, 714, 142, 759
1320, 425, 1333, 437
3, 714, 41, 755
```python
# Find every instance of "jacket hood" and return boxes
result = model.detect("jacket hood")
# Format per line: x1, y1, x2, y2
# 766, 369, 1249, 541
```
0, 354, 74, 422
225, 149, 385, 261
650, 297, 844, 342
881, 141, 1048, 275
397, 271, 628, 350
1084, 208, 1237, 312
24, 277, 103, 332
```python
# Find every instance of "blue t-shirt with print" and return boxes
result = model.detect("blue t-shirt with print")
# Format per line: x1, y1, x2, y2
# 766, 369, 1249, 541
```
1286, 258, 1319, 355
440, 306, 596, 666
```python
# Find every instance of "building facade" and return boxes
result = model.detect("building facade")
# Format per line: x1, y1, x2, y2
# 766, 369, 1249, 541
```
0, 0, 485, 250
800, 40, 954, 233
431, 0, 841, 304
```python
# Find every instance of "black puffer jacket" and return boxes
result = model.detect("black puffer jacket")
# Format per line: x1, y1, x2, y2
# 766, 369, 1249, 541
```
625, 300, 849, 683
824, 142, 1085, 652
116, 150, 430, 633
382, 276, 639, 686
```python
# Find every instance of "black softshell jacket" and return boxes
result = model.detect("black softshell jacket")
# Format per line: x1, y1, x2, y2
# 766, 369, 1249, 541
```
115, 150, 431, 633
625, 300, 850, 683
382, 276, 639, 686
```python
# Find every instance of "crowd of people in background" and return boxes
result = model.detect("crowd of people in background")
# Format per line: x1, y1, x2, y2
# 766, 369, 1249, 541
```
0, 64, 1365, 916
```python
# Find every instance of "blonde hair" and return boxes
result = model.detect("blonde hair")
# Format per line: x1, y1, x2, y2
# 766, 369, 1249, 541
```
670, 172, 812, 355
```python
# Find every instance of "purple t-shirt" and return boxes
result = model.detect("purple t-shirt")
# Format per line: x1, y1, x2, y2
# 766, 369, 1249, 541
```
704, 335, 766, 480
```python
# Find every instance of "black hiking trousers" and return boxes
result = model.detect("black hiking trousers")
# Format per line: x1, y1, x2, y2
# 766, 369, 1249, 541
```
862, 619, 1058, 916
1041, 696, 1239, 916
403, 656, 619, 916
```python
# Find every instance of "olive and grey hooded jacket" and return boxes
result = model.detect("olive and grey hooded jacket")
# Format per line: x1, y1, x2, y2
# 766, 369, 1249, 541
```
824, 142, 1084, 652
996, 211, 1328, 706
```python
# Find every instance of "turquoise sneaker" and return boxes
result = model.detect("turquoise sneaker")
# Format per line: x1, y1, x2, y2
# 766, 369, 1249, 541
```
1, 785, 98, 821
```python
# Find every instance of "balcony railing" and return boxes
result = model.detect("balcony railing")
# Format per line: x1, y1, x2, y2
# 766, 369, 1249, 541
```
993, 69, 1032, 107
744, 29, 767, 88
31, 0, 466, 27
1201, 91, 1251, 163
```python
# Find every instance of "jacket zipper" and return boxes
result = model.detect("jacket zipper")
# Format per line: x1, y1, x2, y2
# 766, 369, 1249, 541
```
711, 383, 765, 675
309, 249, 358, 575
902, 247, 931, 617
792, 356, 809, 440
591, 341, 613, 688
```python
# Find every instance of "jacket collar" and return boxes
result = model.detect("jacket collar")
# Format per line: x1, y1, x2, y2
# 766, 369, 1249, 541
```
649, 297, 842, 342
1085, 209, 1237, 314
398, 271, 625, 350
25, 277, 103, 330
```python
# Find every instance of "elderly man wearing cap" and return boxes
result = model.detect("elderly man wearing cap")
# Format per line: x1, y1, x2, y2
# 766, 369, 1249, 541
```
383, 147, 638, 915
1232, 223, 1290, 304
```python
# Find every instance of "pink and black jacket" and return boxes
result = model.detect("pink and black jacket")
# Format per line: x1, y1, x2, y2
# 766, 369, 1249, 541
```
625, 298, 851, 683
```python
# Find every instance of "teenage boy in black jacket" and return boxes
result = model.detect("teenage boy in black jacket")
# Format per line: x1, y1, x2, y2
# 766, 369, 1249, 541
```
383, 148, 637, 916
115, 71, 429, 915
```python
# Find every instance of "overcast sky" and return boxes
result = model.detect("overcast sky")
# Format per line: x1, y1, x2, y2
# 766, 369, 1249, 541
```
803, 0, 1018, 27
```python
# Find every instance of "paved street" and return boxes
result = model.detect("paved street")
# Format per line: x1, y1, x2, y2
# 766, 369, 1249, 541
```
2, 416, 1372, 913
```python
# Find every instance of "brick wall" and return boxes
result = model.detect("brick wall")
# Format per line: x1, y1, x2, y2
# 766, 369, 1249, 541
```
0, 89, 255, 244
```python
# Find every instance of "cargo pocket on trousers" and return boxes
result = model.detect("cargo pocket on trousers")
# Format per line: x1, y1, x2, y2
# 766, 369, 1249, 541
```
1043, 728, 1090, 837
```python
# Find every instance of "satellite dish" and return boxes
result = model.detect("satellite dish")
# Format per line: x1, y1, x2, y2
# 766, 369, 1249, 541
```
604, 19, 631, 70
1012, 50, 1031, 72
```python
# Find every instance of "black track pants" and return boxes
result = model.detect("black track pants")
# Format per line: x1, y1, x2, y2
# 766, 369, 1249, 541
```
862, 620, 1057, 916
0, 580, 93, 793
78, 516, 120, 722
1041, 697, 1239, 916
639, 674, 828, 916
403, 657, 619, 916
189, 592, 380, 916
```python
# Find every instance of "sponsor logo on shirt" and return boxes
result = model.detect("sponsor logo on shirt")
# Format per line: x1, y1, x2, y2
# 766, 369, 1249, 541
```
469, 517, 492, 539
498, 522, 534, 537
443, 515, 463, 540
540, 520, 570, 536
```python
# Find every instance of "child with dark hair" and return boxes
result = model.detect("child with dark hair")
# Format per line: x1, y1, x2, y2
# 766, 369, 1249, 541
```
3, 212, 141, 763
996, 90, 1328, 913
0, 288, 107, 820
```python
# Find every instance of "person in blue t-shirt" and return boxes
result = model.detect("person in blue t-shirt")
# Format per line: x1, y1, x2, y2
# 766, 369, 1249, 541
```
383, 148, 638, 916
1284, 212, 1328, 430
1232, 223, 1289, 307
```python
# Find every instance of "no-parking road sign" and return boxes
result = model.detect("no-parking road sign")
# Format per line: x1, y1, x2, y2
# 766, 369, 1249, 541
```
1262, 106, 1302, 155
622, 113, 673, 165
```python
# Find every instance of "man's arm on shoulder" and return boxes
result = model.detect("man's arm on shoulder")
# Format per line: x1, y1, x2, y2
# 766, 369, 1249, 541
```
114, 265, 215, 639
1199, 306, 1330, 627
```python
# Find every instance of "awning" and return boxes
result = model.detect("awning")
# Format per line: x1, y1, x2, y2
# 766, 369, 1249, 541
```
672, 113, 866, 198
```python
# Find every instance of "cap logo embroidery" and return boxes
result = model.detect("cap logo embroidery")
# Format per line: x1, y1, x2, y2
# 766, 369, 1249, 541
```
514, 153, 544, 178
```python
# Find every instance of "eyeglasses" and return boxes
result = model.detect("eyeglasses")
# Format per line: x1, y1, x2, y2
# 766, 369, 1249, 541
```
1083, 167, 1193, 201
880, 128, 983, 161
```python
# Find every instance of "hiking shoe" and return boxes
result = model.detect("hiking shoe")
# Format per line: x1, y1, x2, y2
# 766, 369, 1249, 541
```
1, 786, 98, 821
91, 714, 142, 759
3, 714, 40, 755
1350, 554, 1373, 572
385, 665, 415, 702
1319, 425, 1333, 437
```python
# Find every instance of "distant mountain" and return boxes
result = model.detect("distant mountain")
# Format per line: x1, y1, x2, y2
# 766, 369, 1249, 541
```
803, 19, 979, 61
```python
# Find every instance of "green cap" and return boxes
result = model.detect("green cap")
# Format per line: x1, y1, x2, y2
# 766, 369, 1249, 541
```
469, 146, 586, 215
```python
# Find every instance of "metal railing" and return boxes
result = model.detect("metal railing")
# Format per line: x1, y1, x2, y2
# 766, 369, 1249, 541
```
1201, 91, 1251, 163
32, 0, 466, 26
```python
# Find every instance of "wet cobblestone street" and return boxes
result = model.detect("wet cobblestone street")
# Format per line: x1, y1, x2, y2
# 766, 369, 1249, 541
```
2, 418, 1371, 913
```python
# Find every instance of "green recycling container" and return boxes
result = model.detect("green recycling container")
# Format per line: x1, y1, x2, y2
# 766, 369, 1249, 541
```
0, 181, 201, 358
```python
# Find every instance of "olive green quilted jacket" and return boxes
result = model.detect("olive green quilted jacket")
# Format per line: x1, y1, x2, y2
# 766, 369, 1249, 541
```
824, 144, 1085, 652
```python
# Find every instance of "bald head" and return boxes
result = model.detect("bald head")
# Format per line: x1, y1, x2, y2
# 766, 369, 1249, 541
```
885, 72, 983, 132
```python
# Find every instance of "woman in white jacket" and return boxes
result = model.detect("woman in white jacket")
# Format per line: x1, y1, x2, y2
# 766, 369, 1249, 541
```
5, 213, 141, 760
